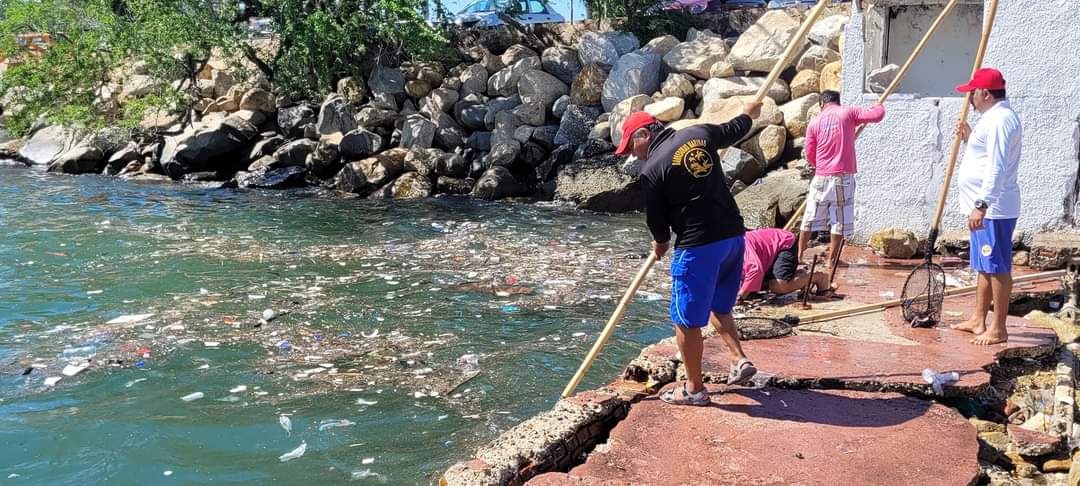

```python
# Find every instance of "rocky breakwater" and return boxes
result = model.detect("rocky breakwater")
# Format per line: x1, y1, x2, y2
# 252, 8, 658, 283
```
5, 9, 847, 219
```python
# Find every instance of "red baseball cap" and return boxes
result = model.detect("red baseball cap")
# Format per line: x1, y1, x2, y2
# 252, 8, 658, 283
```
956, 68, 1006, 93
615, 112, 659, 156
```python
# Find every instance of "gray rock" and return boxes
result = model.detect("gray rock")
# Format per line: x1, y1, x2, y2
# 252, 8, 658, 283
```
437, 176, 474, 195
720, 147, 766, 186
609, 94, 653, 147
512, 101, 545, 126
501, 45, 538, 66
638, 35, 680, 56
552, 95, 572, 120
536, 144, 577, 182
472, 166, 525, 200
47, 144, 105, 174
809, 15, 847, 50
728, 10, 804, 72
531, 125, 559, 150
488, 57, 542, 97
432, 112, 466, 150
867, 64, 901, 94
370, 92, 399, 111
514, 126, 535, 145
377, 171, 433, 199
796, 45, 841, 73
574, 138, 616, 160
316, 95, 358, 136
466, 131, 493, 152
554, 105, 600, 146
400, 114, 436, 149
19, 125, 76, 166
460, 63, 489, 96
577, 31, 620, 67
518, 70, 569, 111
661, 73, 696, 99
306, 137, 342, 178
239, 88, 275, 113
519, 142, 548, 170
457, 102, 488, 131
604, 31, 640, 56
249, 135, 287, 162
663, 37, 730, 79
236, 166, 308, 190
332, 148, 408, 195
542, 46, 583, 85
555, 159, 643, 213
278, 104, 317, 138
601, 52, 662, 112
437, 152, 470, 178
106, 145, 142, 175
483, 142, 521, 168
420, 88, 460, 118
404, 148, 442, 178
161, 116, 259, 178
356, 106, 399, 129
368, 65, 405, 96
272, 139, 319, 168
337, 76, 366, 105
734, 169, 806, 229
702, 76, 790, 104
484, 95, 522, 130
570, 63, 608, 107
339, 128, 384, 160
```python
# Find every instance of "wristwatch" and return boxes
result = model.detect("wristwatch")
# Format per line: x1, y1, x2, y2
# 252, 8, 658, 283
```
974, 200, 988, 210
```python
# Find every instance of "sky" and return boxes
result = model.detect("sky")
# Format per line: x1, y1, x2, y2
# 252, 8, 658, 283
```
432, 0, 591, 23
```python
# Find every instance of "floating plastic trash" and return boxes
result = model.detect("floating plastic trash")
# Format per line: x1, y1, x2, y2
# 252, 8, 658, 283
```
318, 419, 355, 431
106, 314, 155, 325
262, 309, 277, 321
125, 378, 147, 388
355, 399, 378, 406
229, 385, 247, 393
279, 442, 306, 462
279, 415, 292, 435
362, 458, 375, 465
62, 363, 89, 377
501, 305, 520, 314
351, 469, 383, 480
44, 376, 62, 387
180, 392, 204, 402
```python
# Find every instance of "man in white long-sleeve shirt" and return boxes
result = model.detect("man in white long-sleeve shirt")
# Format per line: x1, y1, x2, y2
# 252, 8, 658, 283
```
949, 68, 1023, 346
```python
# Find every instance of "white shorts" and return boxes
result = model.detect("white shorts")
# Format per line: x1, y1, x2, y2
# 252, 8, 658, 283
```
801, 174, 855, 237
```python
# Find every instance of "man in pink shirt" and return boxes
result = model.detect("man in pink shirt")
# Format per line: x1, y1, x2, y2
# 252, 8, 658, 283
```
798, 90, 886, 267
739, 228, 830, 300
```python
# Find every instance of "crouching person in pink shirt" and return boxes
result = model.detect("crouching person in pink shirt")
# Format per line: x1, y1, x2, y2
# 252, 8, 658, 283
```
798, 91, 886, 267
740, 228, 831, 300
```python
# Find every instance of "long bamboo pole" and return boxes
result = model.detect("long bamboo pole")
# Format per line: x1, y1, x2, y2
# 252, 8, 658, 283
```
783, 0, 965, 232
798, 270, 1064, 325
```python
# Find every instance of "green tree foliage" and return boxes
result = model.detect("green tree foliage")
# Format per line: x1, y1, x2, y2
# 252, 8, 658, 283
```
0, 0, 238, 136
582, 0, 704, 41
246, 0, 449, 99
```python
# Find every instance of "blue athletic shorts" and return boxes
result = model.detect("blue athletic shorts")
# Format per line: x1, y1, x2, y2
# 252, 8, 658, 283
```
670, 235, 745, 328
970, 218, 1017, 275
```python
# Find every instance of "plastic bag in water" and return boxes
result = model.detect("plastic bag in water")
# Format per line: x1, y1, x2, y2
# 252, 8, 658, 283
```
279, 415, 292, 435
317, 419, 355, 432
279, 442, 306, 462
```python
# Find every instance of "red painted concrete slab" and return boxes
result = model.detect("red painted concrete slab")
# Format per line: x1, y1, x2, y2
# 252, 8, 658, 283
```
530, 388, 980, 486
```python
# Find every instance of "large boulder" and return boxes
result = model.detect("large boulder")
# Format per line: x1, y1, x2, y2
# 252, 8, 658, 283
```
686, 94, 782, 134
701, 76, 790, 104
239, 88, 275, 113
332, 148, 408, 195
554, 105, 600, 146
211, 70, 236, 99
661, 73, 696, 99
662, 37, 730, 80
644, 97, 685, 123
337, 76, 366, 105
720, 147, 765, 186
780, 93, 821, 138
47, 143, 104, 174
420, 88, 460, 118
791, 70, 821, 99
339, 128, 384, 160
106, 144, 142, 175
710, 61, 736, 79
278, 104, 317, 138
482, 141, 521, 168
436, 152, 469, 178
541, 47, 582, 85
374, 171, 433, 199
867, 64, 901, 94
405, 80, 432, 99
554, 158, 643, 213
484, 95, 522, 130
368, 65, 405, 97
306, 136, 342, 178
460, 63, 489, 96
161, 115, 258, 178
734, 169, 807, 229
248, 135, 286, 162
518, 70, 570, 111
19, 125, 76, 166
728, 10, 805, 72
739, 125, 787, 168
488, 56, 542, 97
577, 31, 620, 67
604, 32, 640, 56
270, 139, 318, 168
601, 52, 662, 112
638, 35, 680, 56
552, 95, 572, 120
511, 101, 545, 126
570, 63, 608, 107
316, 95, 358, 136
609, 94, 653, 147
820, 61, 843, 92
809, 15, 848, 50
236, 166, 308, 190
869, 228, 920, 259
437, 176, 474, 195
501, 45, 538, 66
400, 114, 436, 149
432, 113, 466, 150
472, 166, 525, 200
797, 45, 841, 73
356, 106, 399, 130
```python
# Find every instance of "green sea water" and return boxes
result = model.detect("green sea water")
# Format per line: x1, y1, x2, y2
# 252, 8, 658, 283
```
0, 167, 673, 485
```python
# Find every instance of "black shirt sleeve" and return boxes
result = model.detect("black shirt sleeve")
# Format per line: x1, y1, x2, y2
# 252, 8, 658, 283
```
641, 173, 671, 244
705, 114, 753, 148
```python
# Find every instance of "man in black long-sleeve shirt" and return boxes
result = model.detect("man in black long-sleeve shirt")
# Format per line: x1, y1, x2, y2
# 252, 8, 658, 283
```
615, 101, 761, 406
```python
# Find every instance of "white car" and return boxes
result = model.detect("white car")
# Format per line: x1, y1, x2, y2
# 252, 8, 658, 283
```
452, 0, 565, 27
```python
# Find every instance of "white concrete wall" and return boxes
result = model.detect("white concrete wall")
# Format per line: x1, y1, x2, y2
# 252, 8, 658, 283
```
884, 5, 983, 97
843, 0, 1080, 243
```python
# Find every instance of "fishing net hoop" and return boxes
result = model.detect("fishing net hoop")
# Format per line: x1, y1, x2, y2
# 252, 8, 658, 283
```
900, 262, 946, 326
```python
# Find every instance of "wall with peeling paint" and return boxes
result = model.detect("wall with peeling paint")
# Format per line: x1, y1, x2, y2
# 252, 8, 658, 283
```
841, 0, 1080, 243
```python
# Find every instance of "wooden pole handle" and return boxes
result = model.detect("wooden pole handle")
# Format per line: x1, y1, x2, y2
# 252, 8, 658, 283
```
562, 252, 658, 398
784, 0, 966, 232
929, 0, 1000, 233
799, 269, 1064, 324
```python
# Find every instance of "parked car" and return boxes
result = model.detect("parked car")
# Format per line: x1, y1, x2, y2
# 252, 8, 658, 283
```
247, 17, 274, 37
649, 0, 712, 15
451, 0, 565, 28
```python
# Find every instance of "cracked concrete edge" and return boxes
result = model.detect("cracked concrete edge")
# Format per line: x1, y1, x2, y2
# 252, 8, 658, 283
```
1051, 344, 1078, 439
440, 390, 633, 486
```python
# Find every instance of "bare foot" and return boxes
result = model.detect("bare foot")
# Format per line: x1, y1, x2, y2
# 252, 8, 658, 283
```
971, 328, 1008, 346
950, 316, 985, 335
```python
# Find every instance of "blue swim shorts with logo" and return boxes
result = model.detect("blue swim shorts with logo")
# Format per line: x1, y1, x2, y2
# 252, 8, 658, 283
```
970, 218, 1017, 275
669, 235, 745, 328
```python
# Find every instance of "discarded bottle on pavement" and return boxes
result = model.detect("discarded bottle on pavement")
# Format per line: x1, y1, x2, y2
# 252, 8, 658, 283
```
922, 368, 960, 395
